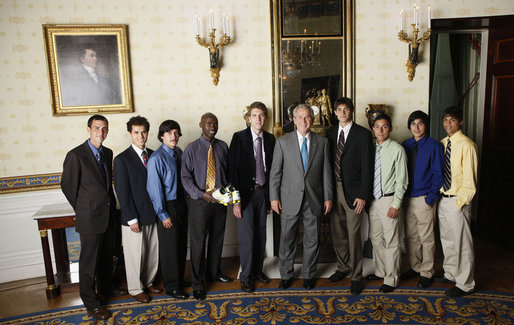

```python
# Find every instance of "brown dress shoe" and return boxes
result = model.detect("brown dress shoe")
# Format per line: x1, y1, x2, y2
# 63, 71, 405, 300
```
146, 286, 163, 294
87, 306, 111, 320
132, 292, 151, 303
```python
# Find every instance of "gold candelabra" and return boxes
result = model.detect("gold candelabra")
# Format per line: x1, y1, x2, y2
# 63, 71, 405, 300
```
398, 5, 431, 82
195, 13, 231, 86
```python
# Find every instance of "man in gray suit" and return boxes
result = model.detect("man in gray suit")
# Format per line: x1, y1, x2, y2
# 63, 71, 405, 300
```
270, 103, 334, 290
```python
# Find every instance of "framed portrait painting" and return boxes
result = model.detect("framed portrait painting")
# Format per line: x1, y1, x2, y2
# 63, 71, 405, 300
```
43, 24, 133, 116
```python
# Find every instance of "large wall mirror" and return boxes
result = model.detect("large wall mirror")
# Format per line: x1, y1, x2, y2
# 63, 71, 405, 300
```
271, 0, 355, 136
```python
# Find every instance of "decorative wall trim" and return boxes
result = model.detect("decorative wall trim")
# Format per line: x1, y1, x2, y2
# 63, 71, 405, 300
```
0, 173, 61, 194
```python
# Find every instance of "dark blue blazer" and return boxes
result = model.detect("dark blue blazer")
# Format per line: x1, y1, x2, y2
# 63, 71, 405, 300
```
114, 146, 157, 226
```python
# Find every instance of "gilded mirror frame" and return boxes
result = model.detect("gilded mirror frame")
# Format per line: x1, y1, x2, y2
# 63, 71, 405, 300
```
270, 0, 355, 137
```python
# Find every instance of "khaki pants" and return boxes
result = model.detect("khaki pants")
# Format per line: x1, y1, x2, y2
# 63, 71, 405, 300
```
404, 196, 435, 278
331, 182, 363, 281
121, 223, 159, 296
369, 196, 400, 287
438, 196, 475, 292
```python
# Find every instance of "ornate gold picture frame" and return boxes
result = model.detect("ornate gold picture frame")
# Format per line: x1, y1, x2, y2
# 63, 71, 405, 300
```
43, 24, 133, 116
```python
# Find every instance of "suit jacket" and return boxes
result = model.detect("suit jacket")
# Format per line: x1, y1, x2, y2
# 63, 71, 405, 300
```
228, 127, 276, 210
114, 146, 157, 226
269, 131, 333, 217
327, 123, 373, 207
61, 140, 116, 235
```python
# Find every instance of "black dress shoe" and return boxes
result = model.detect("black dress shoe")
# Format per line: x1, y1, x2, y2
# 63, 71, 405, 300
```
254, 272, 270, 284
166, 289, 189, 300
400, 269, 420, 280
181, 281, 192, 288
350, 280, 364, 295
434, 275, 455, 284
445, 285, 473, 297
279, 278, 292, 289
366, 274, 383, 281
87, 306, 111, 320
417, 276, 432, 288
303, 278, 316, 289
241, 281, 255, 293
379, 284, 395, 293
210, 274, 233, 283
193, 290, 207, 300
107, 288, 128, 298
329, 270, 348, 282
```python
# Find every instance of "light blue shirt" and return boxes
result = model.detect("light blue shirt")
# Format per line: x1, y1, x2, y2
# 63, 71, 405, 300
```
146, 143, 182, 222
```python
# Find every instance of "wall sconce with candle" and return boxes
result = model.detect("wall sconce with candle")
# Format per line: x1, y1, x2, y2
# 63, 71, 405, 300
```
195, 11, 231, 86
398, 4, 431, 82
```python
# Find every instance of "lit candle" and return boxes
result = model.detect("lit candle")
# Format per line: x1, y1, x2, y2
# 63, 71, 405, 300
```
399, 9, 403, 31
414, 5, 419, 29
226, 16, 230, 37
311, 40, 314, 54
209, 9, 213, 31
287, 40, 290, 53
427, 6, 432, 29
318, 41, 321, 54
196, 14, 200, 36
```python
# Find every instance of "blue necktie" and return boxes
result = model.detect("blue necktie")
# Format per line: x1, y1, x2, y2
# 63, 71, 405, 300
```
301, 137, 308, 171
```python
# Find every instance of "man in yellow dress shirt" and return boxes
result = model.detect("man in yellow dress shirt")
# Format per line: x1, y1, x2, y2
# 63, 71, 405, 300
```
369, 113, 408, 293
436, 106, 478, 297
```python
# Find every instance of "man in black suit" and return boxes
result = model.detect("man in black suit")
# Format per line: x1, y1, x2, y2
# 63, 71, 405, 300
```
61, 115, 127, 321
228, 101, 276, 293
114, 116, 162, 304
326, 97, 373, 295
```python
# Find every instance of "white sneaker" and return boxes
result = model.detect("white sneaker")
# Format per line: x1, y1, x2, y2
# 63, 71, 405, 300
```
226, 184, 241, 204
212, 187, 232, 206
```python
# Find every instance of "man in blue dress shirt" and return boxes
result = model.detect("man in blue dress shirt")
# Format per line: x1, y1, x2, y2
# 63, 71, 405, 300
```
147, 120, 189, 300
401, 110, 444, 288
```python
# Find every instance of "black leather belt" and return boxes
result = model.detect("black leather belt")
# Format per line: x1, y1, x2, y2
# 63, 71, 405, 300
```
441, 193, 456, 198
254, 184, 264, 190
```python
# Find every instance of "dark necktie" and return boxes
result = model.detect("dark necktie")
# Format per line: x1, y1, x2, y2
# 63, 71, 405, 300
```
142, 150, 148, 167
334, 129, 345, 181
96, 151, 106, 181
407, 141, 418, 191
255, 137, 265, 186
443, 139, 452, 191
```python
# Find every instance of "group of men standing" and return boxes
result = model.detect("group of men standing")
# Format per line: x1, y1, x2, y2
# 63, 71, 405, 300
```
61, 98, 478, 321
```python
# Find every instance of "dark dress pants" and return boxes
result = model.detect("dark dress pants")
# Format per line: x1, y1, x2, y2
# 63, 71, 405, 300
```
78, 216, 116, 309
189, 198, 227, 291
237, 189, 267, 282
157, 199, 188, 292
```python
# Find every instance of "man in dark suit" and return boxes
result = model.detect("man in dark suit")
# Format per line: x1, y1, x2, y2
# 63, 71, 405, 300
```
61, 115, 126, 321
270, 103, 333, 290
114, 116, 161, 304
228, 101, 276, 293
326, 97, 373, 295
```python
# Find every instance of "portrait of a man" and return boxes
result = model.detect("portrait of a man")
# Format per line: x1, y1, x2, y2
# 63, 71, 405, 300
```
56, 35, 122, 107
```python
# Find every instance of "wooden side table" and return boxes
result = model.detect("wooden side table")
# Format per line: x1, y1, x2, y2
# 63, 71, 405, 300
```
33, 203, 77, 299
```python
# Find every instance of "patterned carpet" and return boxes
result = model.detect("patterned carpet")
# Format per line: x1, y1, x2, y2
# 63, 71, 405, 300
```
2, 287, 514, 324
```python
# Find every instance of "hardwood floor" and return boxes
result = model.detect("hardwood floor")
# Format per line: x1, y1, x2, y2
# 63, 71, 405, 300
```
1, 237, 513, 319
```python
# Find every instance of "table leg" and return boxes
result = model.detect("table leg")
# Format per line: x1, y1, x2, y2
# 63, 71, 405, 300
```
40, 230, 60, 299
52, 228, 71, 284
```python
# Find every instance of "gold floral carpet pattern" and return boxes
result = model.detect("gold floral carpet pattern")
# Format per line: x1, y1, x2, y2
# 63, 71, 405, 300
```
2, 288, 514, 324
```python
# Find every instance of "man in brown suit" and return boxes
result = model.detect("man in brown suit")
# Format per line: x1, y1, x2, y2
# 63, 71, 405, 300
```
61, 115, 126, 320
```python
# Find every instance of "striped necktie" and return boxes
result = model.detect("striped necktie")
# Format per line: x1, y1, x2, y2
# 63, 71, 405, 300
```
373, 145, 382, 199
96, 151, 106, 181
142, 150, 148, 167
443, 139, 452, 191
334, 129, 345, 180
206, 144, 216, 191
